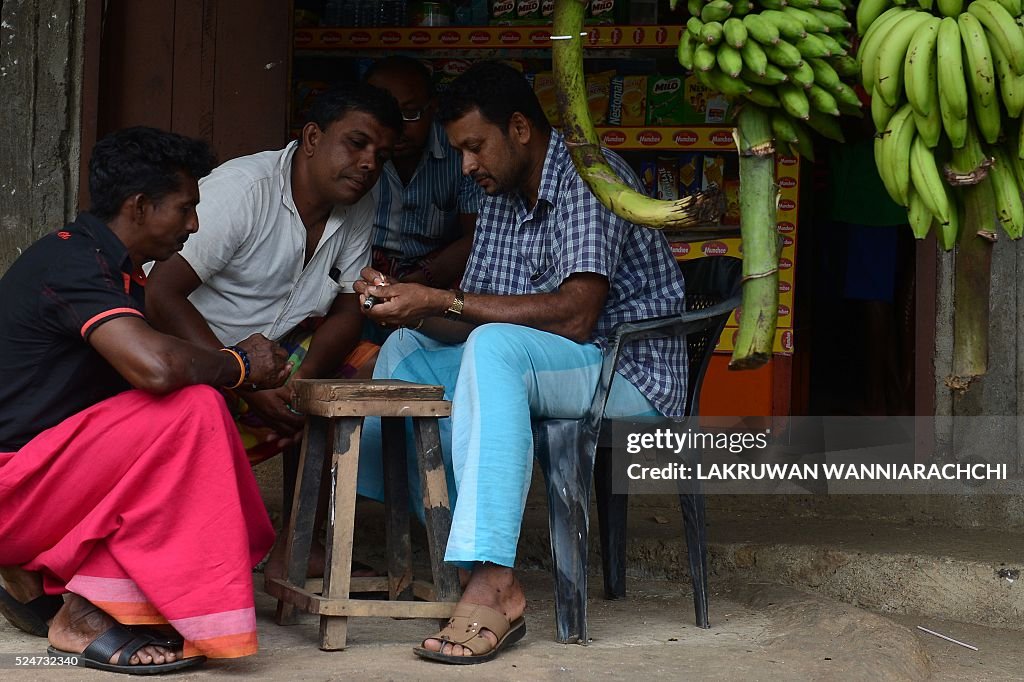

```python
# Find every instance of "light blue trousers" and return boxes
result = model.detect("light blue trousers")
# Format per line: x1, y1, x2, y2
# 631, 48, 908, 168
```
357, 323, 657, 569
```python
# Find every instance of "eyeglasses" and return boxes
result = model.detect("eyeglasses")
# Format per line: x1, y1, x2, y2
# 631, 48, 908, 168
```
401, 108, 424, 122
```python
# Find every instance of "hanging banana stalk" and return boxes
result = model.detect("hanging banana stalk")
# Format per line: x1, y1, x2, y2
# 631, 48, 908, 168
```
944, 123, 996, 390
551, 0, 723, 229
552, 0, 777, 368
729, 105, 779, 370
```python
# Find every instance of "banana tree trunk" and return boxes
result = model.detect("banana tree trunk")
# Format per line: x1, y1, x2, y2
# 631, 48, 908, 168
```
551, 0, 722, 229
729, 105, 779, 370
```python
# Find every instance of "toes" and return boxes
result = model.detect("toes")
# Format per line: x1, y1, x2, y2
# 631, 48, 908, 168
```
124, 645, 178, 666
480, 628, 498, 650
422, 638, 467, 656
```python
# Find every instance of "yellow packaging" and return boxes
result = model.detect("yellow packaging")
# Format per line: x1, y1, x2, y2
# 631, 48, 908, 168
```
608, 75, 648, 126
722, 179, 741, 225
585, 71, 613, 126
702, 155, 726, 189
533, 72, 561, 127
676, 153, 702, 196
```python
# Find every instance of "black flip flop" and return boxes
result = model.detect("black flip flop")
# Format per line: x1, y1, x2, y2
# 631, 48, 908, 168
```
0, 585, 63, 637
47, 622, 205, 676
128, 627, 184, 650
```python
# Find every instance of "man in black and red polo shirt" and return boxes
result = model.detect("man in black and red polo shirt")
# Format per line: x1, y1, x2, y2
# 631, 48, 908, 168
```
0, 127, 291, 673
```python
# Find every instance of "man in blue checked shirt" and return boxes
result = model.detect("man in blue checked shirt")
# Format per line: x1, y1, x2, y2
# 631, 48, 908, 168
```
364, 57, 482, 294
354, 61, 687, 664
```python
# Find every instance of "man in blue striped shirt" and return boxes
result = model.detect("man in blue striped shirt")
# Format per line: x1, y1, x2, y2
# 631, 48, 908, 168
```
355, 61, 687, 664
364, 57, 482, 291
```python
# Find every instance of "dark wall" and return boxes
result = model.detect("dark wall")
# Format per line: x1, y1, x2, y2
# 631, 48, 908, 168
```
87, 0, 291, 186
0, 0, 86, 272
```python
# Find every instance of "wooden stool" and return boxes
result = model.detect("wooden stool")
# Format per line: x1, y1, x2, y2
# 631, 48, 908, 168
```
265, 379, 461, 650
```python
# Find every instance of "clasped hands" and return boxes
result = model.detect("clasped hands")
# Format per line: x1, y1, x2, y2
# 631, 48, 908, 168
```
231, 333, 301, 450
353, 266, 439, 328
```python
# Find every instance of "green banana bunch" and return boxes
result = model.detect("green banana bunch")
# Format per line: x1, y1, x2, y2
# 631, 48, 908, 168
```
672, 0, 867, 368
858, 0, 1024, 247
678, 0, 863, 158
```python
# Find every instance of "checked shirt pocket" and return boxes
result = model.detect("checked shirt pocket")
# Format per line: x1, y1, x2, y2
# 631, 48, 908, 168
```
527, 262, 562, 293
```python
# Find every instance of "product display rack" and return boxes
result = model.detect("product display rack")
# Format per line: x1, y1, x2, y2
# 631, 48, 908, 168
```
294, 24, 685, 51
590, 125, 798, 356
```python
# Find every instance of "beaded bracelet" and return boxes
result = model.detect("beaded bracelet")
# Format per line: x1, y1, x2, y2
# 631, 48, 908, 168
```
219, 346, 250, 389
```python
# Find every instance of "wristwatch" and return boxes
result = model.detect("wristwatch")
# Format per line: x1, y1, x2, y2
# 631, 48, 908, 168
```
443, 289, 465, 321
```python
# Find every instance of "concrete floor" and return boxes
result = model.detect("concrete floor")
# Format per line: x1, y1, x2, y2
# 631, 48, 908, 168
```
5, 460, 1019, 680
1, 571, 1021, 681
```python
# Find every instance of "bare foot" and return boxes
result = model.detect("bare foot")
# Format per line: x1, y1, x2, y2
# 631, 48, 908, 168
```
0, 567, 44, 604
0, 566, 58, 632
420, 564, 526, 658
48, 594, 180, 666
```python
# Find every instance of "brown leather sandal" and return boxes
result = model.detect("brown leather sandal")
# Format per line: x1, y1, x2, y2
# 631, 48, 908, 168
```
413, 603, 526, 665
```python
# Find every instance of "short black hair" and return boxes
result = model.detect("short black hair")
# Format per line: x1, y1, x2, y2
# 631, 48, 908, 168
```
436, 61, 550, 134
363, 56, 434, 96
305, 81, 403, 137
88, 127, 217, 221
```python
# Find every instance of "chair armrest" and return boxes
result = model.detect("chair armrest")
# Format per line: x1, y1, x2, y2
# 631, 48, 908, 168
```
609, 294, 742, 347
581, 293, 741, 433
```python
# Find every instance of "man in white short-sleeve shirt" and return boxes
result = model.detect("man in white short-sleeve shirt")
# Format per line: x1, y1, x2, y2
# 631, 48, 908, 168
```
147, 83, 402, 448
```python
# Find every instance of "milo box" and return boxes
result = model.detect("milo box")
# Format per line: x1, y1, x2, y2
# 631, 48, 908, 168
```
490, 0, 516, 24
646, 75, 686, 126
587, 0, 625, 24
516, 0, 541, 22
540, 0, 555, 21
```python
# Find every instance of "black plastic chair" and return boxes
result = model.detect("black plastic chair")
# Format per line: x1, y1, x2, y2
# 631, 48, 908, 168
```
533, 255, 743, 644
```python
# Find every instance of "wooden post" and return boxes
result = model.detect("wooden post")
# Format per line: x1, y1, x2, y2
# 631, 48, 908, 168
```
413, 418, 461, 603
381, 417, 414, 601
319, 417, 362, 650
275, 418, 327, 626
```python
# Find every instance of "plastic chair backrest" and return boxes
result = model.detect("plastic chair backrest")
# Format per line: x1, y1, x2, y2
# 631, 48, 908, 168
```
677, 256, 744, 419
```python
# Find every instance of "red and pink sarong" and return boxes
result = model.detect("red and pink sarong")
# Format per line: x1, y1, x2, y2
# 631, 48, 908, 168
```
0, 385, 274, 659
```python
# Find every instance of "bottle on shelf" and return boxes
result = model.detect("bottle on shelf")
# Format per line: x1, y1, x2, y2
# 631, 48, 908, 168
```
629, 0, 659, 25
410, 1, 453, 26
322, 0, 345, 25
322, 0, 364, 26
453, 0, 488, 25
377, 0, 408, 27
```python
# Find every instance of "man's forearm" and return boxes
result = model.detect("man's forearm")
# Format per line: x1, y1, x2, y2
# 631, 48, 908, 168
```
146, 293, 223, 349
418, 317, 475, 344
420, 234, 474, 289
292, 297, 363, 380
